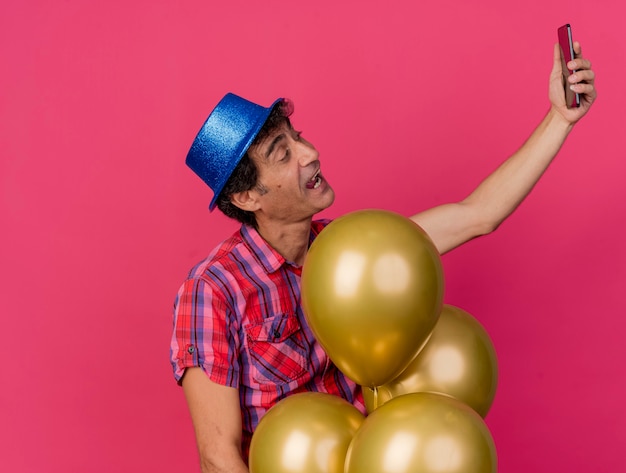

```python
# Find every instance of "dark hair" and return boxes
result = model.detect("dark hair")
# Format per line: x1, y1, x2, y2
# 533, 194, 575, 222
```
215, 99, 294, 227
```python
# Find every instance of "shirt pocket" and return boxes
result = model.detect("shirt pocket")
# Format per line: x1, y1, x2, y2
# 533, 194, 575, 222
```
244, 313, 309, 387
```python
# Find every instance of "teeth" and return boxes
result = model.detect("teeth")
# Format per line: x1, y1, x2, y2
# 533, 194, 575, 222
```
306, 170, 321, 189
306, 170, 322, 189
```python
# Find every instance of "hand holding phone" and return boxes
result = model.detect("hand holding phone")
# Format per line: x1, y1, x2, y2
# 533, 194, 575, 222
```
558, 24, 580, 108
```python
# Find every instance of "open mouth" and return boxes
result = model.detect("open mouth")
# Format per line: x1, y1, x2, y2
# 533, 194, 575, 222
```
306, 170, 322, 189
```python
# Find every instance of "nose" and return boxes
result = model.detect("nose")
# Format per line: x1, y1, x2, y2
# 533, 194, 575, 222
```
297, 139, 319, 167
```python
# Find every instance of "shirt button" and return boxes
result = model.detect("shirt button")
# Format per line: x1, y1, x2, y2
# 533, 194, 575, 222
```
273, 330, 281, 339
187, 345, 196, 354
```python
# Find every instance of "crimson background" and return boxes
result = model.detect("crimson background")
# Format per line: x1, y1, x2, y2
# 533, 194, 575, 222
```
1, 1, 625, 472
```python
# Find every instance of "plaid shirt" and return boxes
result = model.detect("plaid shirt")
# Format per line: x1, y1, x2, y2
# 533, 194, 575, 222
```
171, 220, 364, 460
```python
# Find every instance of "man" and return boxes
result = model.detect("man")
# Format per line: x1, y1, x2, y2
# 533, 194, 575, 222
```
171, 42, 596, 472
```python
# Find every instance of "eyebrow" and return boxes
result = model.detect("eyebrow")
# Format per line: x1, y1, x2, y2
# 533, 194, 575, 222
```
265, 133, 286, 159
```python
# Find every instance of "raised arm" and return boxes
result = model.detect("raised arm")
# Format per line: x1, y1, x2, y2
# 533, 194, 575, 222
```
182, 368, 249, 473
412, 41, 596, 254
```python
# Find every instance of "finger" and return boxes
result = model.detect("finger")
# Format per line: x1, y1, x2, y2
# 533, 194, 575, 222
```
570, 41, 593, 72
568, 69, 596, 84
573, 41, 583, 58
569, 82, 596, 98
569, 57, 592, 72
552, 42, 563, 74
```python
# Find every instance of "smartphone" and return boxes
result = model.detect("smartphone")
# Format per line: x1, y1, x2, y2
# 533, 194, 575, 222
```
558, 24, 580, 108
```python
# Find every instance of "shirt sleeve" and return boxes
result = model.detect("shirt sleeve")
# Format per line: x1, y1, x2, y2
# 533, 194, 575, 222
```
170, 276, 241, 387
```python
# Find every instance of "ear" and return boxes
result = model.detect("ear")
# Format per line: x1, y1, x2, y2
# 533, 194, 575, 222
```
230, 189, 261, 212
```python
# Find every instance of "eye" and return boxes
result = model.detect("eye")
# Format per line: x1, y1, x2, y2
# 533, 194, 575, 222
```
280, 148, 291, 162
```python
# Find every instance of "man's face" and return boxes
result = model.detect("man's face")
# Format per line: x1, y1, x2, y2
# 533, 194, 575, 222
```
246, 120, 335, 225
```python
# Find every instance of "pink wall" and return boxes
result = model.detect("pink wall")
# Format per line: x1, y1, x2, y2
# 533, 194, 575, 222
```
1, 1, 624, 471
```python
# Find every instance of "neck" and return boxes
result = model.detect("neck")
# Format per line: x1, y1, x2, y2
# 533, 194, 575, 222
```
255, 218, 313, 266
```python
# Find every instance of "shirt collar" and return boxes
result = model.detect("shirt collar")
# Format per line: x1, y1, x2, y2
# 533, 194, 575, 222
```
240, 224, 286, 274
240, 220, 329, 274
